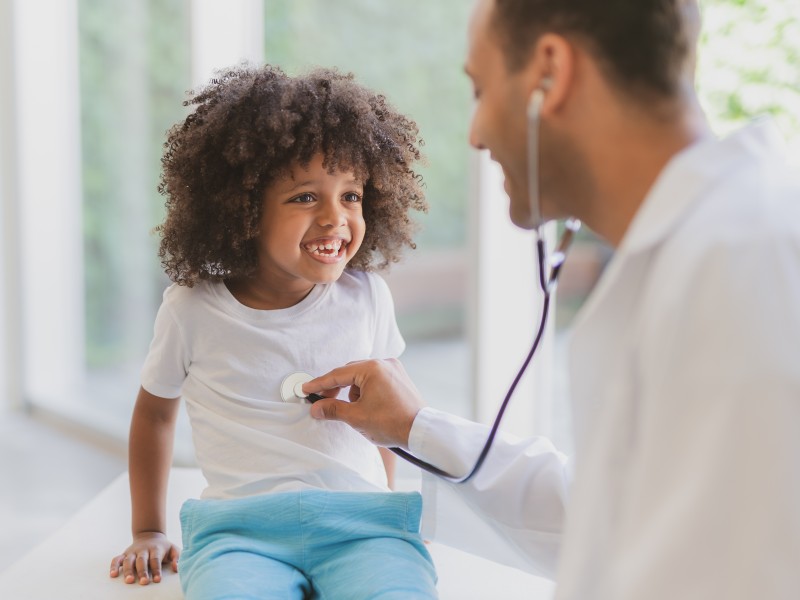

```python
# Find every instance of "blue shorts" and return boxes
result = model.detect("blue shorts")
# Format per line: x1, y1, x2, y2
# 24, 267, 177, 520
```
178, 489, 438, 600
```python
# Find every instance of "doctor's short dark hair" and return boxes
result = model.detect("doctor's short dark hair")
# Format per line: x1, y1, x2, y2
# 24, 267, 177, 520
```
157, 64, 427, 286
490, 0, 700, 99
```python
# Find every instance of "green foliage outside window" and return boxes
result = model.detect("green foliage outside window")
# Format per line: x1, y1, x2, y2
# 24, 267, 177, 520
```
263, 0, 473, 250
78, 0, 189, 367
698, 0, 800, 145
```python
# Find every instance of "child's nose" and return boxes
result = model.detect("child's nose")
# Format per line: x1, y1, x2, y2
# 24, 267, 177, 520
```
316, 199, 347, 227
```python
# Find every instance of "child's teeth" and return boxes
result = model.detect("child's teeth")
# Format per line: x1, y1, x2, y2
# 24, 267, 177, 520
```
305, 241, 343, 255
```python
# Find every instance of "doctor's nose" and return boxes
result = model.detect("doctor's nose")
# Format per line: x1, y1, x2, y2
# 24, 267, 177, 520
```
468, 117, 486, 150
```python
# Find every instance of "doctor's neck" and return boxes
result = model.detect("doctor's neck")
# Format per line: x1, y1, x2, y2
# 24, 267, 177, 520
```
574, 83, 712, 248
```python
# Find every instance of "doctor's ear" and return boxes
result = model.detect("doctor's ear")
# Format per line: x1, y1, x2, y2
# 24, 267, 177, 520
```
525, 33, 576, 113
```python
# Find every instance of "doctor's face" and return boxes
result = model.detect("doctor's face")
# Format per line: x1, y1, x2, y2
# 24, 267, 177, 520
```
466, 0, 534, 228
466, 0, 581, 228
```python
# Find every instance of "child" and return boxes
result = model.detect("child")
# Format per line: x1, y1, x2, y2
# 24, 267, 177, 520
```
109, 64, 437, 599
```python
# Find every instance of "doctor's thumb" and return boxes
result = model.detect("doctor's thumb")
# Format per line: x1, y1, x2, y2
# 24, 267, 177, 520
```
310, 398, 350, 423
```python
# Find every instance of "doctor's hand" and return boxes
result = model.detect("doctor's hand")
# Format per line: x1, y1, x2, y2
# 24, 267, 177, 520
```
304, 358, 426, 449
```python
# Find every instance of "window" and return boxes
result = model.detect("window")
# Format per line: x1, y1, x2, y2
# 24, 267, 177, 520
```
12, 0, 192, 445
5, 0, 798, 458
78, 0, 191, 429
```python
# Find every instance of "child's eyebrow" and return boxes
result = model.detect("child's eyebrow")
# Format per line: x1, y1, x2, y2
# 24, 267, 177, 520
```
285, 179, 316, 191
283, 178, 363, 192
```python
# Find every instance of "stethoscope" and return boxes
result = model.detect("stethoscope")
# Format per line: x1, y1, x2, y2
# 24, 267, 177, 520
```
281, 81, 581, 483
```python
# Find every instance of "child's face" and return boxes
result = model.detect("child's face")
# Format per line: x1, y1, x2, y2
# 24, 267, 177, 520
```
256, 153, 366, 292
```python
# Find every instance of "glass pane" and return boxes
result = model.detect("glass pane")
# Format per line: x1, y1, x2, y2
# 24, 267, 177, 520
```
78, 0, 190, 432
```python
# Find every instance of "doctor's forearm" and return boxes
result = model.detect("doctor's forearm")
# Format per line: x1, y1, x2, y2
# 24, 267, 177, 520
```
413, 407, 568, 577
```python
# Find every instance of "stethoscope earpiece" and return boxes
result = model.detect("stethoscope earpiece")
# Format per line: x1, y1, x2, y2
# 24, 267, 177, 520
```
527, 77, 552, 119
527, 89, 545, 119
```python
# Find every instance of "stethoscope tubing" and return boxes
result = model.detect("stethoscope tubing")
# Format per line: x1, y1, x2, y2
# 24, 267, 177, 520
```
391, 237, 555, 483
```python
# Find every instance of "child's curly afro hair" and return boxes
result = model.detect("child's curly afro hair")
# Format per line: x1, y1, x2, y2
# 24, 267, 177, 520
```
157, 64, 427, 286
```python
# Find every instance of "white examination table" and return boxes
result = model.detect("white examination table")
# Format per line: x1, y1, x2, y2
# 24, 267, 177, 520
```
0, 468, 553, 599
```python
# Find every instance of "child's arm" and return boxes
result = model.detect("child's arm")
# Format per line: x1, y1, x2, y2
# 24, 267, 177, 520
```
110, 386, 181, 585
378, 447, 396, 490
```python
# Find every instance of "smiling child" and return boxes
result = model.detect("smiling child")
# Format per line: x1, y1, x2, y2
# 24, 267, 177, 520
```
109, 64, 436, 599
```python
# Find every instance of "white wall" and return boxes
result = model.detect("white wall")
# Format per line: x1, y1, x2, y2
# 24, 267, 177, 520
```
0, 0, 21, 413
191, 0, 264, 86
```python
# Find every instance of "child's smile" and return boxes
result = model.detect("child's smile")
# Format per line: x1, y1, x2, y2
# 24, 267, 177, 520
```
302, 236, 349, 263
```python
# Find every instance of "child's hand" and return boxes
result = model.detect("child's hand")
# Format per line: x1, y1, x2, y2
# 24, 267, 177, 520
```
109, 532, 180, 585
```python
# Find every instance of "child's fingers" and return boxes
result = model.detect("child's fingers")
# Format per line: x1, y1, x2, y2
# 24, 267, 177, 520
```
134, 551, 151, 585
168, 545, 181, 572
119, 552, 139, 584
149, 550, 163, 583
109, 554, 124, 578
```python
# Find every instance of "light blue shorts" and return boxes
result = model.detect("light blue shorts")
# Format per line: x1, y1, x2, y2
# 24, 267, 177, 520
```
179, 489, 438, 600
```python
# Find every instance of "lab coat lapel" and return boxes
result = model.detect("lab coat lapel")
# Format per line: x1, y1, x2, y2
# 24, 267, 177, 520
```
621, 118, 786, 255
568, 120, 785, 448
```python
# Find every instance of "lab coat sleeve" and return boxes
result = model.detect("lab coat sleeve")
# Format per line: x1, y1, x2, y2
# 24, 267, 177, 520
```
409, 407, 569, 579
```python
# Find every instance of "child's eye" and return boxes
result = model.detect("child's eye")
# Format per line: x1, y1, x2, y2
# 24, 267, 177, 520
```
292, 193, 315, 204
343, 192, 362, 203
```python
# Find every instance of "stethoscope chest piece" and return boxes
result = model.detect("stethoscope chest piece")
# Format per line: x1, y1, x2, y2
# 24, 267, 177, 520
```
280, 371, 320, 403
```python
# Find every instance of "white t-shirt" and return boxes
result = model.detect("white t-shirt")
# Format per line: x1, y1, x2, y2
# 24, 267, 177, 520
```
141, 269, 405, 499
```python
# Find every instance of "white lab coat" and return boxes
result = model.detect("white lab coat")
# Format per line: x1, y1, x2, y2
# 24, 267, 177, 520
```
410, 119, 800, 599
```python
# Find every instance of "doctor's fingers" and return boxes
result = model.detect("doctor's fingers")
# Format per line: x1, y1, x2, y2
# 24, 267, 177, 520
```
309, 398, 391, 445
310, 358, 422, 400
310, 397, 357, 425
302, 359, 375, 396
311, 395, 416, 448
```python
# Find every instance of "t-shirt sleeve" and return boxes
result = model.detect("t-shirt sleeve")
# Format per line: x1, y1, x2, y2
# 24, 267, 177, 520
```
140, 289, 190, 399
369, 273, 406, 359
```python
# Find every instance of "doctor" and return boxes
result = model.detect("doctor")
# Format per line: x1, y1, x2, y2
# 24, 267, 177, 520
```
305, 0, 800, 597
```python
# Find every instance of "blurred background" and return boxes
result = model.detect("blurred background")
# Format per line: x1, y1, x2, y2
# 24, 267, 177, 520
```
1, 0, 798, 577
